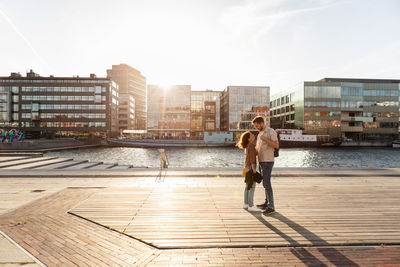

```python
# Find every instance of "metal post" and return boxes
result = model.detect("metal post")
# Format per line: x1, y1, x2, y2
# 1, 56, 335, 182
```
156, 149, 168, 182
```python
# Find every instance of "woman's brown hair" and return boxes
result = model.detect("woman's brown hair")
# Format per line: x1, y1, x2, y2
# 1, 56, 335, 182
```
236, 131, 251, 149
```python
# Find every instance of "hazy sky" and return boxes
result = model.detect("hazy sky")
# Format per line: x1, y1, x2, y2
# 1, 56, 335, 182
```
1, 0, 399, 94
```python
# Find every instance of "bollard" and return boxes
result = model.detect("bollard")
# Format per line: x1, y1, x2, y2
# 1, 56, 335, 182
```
158, 149, 168, 169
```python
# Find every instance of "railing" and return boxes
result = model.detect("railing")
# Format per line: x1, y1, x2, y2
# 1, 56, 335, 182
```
341, 116, 373, 122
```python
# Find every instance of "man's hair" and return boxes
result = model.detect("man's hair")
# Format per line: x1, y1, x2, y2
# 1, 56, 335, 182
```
252, 116, 264, 124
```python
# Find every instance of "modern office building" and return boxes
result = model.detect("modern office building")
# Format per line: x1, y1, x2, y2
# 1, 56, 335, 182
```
190, 90, 221, 137
107, 64, 146, 130
147, 85, 191, 138
0, 70, 119, 137
117, 93, 135, 133
270, 91, 296, 129
220, 86, 270, 132
270, 78, 400, 141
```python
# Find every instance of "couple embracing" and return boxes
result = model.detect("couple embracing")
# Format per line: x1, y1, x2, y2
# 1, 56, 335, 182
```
237, 116, 279, 215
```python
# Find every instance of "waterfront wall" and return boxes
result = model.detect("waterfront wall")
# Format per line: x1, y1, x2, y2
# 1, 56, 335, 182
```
340, 140, 392, 147
0, 139, 103, 151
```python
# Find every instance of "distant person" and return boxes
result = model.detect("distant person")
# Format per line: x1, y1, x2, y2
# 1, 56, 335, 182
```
17, 130, 25, 141
237, 131, 263, 212
1, 130, 5, 143
8, 130, 14, 143
252, 116, 279, 215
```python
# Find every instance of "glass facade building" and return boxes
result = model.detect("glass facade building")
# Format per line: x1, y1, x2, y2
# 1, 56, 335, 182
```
147, 85, 191, 138
0, 70, 119, 137
270, 78, 400, 141
270, 91, 296, 129
107, 64, 146, 130
220, 86, 270, 132
190, 90, 220, 137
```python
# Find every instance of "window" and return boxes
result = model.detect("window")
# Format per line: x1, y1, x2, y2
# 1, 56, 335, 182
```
22, 113, 31, 119
95, 95, 102, 103
32, 103, 39, 112
32, 112, 39, 120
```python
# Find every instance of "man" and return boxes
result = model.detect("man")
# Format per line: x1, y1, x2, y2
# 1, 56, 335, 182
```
252, 116, 279, 215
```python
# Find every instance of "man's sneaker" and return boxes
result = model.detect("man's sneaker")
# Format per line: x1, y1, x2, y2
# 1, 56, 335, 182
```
263, 207, 275, 215
256, 203, 268, 209
243, 204, 249, 209
248, 206, 263, 212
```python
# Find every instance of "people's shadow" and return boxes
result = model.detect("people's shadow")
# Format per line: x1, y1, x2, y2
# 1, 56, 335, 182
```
249, 212, 359, 267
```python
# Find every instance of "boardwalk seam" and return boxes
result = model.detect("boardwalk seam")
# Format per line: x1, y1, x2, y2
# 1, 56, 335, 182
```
122, 186, 155, 233
0, 229, 46, 267
137, 250, 161, 266
67, 211, 158, 249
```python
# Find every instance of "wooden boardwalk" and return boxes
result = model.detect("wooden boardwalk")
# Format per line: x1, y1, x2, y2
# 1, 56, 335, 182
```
69, 176, 400, 249
1, 175, 400, 266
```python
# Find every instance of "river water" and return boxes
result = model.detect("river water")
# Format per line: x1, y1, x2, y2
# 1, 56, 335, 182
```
46, 147, 400, 168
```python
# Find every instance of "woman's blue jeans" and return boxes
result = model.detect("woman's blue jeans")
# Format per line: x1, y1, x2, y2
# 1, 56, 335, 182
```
244, 165, 256, 207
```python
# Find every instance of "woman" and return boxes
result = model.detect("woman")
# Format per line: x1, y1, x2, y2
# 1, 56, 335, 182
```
237, 131, 263, 212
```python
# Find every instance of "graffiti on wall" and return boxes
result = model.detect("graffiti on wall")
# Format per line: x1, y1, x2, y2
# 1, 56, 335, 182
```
0, 129, 25, 143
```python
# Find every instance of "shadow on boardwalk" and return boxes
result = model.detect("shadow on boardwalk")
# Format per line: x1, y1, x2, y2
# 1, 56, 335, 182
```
251, 212, 360, 267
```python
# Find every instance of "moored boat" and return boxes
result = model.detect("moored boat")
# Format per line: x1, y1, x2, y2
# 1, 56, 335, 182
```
107, 138, 236, 148
275, 129, 341, 148
393, 140, 400, 148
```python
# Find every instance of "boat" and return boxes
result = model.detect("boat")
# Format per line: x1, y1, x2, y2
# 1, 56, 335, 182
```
275, 129, 341, 148
393, 140, 400, 148
107, 138, 236, 148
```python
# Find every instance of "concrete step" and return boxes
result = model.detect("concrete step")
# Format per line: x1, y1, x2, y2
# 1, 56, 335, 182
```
36, 160, 89, 170
109, 165, 133, 170
0, 152, 43, 157
0, 156, 59, 169
87, 163, 117, 170
0, 156, 30, 163
4, 158, 73, 170
63, 161, 102, 170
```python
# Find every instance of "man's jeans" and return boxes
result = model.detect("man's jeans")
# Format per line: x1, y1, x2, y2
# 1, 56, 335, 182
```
259, 162, 274, 209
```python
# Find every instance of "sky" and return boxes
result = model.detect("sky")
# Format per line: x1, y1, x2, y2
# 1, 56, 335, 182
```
0, 0, 399, 95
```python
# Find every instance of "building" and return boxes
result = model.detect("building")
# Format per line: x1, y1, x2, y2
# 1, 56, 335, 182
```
220, 86, 270, 133
190, 90, 221, 137
117, 94, 135, 133
147, 85, 191, 138
107, 64, 146, 130
270, 78, 400, 141
0, 70, 119, 137
270, 91, 296, 129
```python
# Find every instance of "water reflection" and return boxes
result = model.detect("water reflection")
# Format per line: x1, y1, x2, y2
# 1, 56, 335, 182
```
46, 147, 400, 168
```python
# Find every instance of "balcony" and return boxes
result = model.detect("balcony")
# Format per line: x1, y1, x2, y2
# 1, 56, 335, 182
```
341, 116, 373, 122
363, 128, 398, 134
341, 126, 363, 132
341, 107, 363, 111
